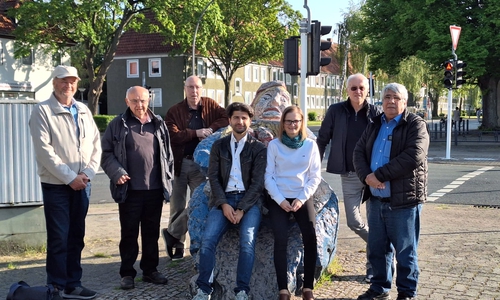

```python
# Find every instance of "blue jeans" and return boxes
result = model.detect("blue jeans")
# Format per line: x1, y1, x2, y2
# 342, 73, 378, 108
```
196, 192, 261, 295
368, 197, 422, 297
41, 182, 91, 289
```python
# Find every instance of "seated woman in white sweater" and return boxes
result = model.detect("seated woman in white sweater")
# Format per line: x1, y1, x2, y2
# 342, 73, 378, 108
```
264, 105, 322, 300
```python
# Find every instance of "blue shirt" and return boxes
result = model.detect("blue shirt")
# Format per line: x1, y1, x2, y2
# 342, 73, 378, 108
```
62, 100, 80, 138
369, 113, 402, 197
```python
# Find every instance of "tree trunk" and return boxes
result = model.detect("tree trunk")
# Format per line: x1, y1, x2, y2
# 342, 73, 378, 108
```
478, 75, 500, 129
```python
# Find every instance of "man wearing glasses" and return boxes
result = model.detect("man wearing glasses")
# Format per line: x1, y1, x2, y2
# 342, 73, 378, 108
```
317, 73, 381, 282
101, 86, 174, 290
163, 75, 228, 260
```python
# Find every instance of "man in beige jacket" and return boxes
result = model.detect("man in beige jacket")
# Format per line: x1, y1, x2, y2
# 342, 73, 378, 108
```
29, 65, 101, 300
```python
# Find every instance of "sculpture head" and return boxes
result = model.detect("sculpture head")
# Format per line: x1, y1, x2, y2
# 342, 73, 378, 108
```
250, 81, 291, 121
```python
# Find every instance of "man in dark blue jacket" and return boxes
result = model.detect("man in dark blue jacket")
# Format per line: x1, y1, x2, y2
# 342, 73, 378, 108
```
353, 83, 429, 300
192, 102, 266, 300
317, 73, 381, 282
101, 86, 174, 290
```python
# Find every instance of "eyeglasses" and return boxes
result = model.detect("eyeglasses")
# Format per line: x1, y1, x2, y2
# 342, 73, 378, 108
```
185, 85, 203, 90
284, 119, 302, 125
128, 99, 148, 105
350, 86, 366, 91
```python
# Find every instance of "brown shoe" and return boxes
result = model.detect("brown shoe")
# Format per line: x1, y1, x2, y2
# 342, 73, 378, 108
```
302, 290, 314, 300
279, 292, 291, 300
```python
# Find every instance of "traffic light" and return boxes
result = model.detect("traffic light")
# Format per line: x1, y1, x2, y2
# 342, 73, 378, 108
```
443, 59, 454, 89
455, 60, 467, 88
307, 20, 332, 76
284, 37, 299, 76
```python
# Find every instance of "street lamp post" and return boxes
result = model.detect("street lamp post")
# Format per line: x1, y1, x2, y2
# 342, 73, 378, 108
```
78, 88, 85, 102
192, 0, 215, 75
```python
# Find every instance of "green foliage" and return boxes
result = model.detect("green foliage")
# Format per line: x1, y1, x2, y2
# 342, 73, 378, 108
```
308, 112, 317, 122
94, 115, 116, 132
155, 0, 301, 106
353, 0, 500, 128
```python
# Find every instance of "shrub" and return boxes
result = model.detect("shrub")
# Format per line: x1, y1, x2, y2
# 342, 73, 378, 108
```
94, 115, 116, 132
308, 111, 317, 122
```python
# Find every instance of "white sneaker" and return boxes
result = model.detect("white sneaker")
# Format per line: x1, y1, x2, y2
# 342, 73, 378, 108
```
235, 290, 249, 300
192, 288, 211, 300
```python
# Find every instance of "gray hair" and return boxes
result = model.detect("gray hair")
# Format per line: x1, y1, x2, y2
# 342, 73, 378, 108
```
346, 73, 369, 87
382, 83, 408, 100
125, 86, 149, 99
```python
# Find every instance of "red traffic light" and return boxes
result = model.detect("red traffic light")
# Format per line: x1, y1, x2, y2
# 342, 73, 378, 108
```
444, 61, 454, 71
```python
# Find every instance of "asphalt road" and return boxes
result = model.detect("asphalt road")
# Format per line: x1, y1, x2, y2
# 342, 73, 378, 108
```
92, 162, 500, 207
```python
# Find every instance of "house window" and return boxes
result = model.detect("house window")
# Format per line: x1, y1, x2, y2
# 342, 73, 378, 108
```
197, 59, 206, 78
0, 42, 4, 65
149, 58, 161, 77
272, 69, 278, 81
235, 78, 242, 95
293, 83, 298, 99
261, 67, 267, 82
150, 88, 162, 107
285, 74, 291, 85
245, 66, 251, 81
278, 70, 284, 81
207, 62, 215, 78
127, 59, 139, 78
245, 91, 252, 104
22, 49, 34, 65
253, 66, 259, 82
217, 90, 225, 106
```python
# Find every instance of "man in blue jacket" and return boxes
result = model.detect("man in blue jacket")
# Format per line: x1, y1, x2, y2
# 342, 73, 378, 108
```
101, 86, 174, 290
317, 73, 381, 282
353, 83, 429, 300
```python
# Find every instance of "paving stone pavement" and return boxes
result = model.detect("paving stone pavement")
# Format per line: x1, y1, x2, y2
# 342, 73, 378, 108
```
1, 201, 499, 300
1, 141, 499, 299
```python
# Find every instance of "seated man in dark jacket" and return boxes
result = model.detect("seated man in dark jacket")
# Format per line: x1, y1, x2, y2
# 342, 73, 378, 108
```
192, 102, 267, 300
353, 83, 429, 300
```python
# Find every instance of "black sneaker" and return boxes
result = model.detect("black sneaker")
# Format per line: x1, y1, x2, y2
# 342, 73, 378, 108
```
142, 271, 168, 285
396, 293, 416, 300
120, 276, 135, 290
62, 286, 97, 299
357, 289, 391, 300
161, 228, 179, 259
52, 289, 63, 300
171, 247, 185, 261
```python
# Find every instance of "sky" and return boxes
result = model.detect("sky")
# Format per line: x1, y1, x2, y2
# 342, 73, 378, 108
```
287, 0, 355, 41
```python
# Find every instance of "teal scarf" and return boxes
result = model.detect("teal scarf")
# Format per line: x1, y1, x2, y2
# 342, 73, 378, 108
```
281, 132, 304, 149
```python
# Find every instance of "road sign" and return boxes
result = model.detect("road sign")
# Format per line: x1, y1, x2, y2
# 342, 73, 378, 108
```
450, 25, 461, 51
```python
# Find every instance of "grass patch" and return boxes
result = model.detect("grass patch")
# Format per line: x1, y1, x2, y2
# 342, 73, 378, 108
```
307, 121, 322, 126
436, 204, 450, 209
316, 257, 344, 286
0, 241, 46, 258
93, 252, 112, 258
7, 262, 17, 270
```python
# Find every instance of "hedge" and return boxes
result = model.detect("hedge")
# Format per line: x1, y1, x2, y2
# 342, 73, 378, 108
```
93, 115, 117, 132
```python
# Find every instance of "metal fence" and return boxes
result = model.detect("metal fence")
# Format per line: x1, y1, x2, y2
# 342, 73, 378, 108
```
0, 100, 43, 206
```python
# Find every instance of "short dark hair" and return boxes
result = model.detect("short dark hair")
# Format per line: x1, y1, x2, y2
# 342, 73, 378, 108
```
226, 102, 254, 118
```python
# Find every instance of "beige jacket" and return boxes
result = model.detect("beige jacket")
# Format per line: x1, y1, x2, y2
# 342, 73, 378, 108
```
29, 93, 102, 185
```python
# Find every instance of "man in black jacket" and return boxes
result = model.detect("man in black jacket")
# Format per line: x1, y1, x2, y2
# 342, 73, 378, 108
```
353, 83, 429, 300
101, 86, 174, 290
192, 102, 266, 300
317, 73, 381, 282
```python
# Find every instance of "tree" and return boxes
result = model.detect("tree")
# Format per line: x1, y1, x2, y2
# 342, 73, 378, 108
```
9, 0, 165, 115
354, 0, 500, 129
155, 0, 301, 107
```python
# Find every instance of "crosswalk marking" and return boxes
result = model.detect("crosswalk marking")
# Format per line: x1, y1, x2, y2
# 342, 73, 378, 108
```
427, 166, 494, 202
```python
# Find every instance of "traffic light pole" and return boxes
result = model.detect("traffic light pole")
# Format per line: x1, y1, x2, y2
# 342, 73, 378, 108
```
300, 18, 309, 126
445, 51, 458, 159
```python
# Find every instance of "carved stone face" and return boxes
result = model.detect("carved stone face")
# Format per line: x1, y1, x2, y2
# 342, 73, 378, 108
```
250, 81, 291, 121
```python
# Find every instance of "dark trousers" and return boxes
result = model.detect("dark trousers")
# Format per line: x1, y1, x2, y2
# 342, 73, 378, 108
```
118, 189, 164, 278
41, 182, 91, 289
268, 198, 317, 290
